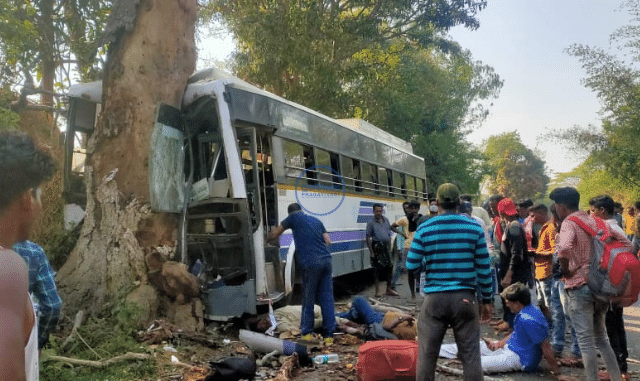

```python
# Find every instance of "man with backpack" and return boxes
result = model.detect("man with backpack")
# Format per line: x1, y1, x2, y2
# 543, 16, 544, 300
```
551, 187, 629, 381
589, 195, 632, 381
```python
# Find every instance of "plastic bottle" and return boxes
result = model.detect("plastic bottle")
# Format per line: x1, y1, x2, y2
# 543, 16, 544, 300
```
313, 353, 339, 364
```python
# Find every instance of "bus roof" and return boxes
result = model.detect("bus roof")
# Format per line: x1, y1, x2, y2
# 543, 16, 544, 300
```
67, 68, 423, 167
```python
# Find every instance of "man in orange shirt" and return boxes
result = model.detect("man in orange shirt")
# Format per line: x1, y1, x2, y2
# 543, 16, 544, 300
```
537, 204, 580, 364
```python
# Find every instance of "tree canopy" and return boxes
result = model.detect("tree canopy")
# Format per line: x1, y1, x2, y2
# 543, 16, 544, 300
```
204, 0, 502, 194
0, 0, 110, 114
560, 0, 640, 190
483, 131, 549, 201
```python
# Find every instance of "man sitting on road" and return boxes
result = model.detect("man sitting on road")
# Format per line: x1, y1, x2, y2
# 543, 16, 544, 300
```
439, 283, 570, 380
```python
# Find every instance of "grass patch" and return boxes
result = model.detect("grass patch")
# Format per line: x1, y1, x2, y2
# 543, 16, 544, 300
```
41, 300, 157, 381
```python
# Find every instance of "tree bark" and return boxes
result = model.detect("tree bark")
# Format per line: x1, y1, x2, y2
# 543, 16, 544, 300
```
57, 0, 197, 320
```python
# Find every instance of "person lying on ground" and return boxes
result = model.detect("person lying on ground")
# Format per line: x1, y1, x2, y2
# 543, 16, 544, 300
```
336, 295, 416, 340
439, 283, 572, 380
251, 296, 416, 340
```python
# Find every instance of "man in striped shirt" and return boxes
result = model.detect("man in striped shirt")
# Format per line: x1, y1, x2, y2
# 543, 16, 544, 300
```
407, 183, 493, 381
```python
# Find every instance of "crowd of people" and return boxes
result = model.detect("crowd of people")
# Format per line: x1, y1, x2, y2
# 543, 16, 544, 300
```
265, 179, 640, 381
4, 129, 640, 381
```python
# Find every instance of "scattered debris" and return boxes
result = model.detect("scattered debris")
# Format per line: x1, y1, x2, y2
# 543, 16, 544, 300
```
270, 353, 299, 381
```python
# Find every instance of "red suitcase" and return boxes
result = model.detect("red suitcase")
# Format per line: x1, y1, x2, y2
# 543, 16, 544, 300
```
356, 340, 418, 381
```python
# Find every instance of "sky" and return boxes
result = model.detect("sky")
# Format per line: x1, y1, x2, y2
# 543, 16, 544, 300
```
198, 1, 633, 177
448, 1, 632, 176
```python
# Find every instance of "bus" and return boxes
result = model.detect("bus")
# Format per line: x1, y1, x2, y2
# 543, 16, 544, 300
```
64, 67, 428, 320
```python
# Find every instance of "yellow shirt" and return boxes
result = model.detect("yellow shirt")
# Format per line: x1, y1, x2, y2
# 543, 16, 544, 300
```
534, 221, 556, 280
394, 217, 415, 249
623, 211, 636, 235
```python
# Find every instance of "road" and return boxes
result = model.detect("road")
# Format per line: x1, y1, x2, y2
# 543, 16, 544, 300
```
329, 270, 640, 380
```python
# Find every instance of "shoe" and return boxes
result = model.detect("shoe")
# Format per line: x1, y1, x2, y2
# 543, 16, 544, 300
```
300, 334, 316, 342
324, 337, 334, 346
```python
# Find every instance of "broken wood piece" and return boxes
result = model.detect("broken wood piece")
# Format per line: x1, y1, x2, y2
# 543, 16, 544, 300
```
61, 310, 85, 349
270, 353, 298, 381
46, 352, 150, 368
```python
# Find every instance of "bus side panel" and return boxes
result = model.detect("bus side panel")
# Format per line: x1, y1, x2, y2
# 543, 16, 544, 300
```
276, 187, 407, 278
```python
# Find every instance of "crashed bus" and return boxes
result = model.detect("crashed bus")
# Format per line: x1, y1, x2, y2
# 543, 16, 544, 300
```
64, 68, 427, 320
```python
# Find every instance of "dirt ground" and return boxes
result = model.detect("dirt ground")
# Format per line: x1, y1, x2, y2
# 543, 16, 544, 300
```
160, 271, 640, 381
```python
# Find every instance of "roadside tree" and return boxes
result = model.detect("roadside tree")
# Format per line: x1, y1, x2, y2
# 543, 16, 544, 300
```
483, 131, 549, 201
55, 0, 200, 326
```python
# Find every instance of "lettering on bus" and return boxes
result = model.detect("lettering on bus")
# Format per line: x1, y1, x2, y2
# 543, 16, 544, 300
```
295, 165, 346, 216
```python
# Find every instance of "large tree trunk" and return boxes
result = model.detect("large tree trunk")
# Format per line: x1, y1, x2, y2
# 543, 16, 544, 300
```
57, 0, 198, 325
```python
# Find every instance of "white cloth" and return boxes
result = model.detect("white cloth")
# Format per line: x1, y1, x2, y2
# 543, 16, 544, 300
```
472, 207, 493, 228
25, 294, 39, 381
273, 305, 322, 332
439, 340, 524, 374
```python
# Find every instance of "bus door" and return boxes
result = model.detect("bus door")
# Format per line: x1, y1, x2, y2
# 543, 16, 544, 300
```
236, 127, 284, 302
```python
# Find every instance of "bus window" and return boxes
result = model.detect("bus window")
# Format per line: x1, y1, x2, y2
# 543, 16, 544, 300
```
417, 178, 426, 200
303, 145, 316, 185
353, 159, 362, 192
386, 169, 393, 197
283, 139, 304, 181
392, 171, 404, 197
407, 176, 416, 198
361, 162, 377, 194
399, 173, 407, 198
316, 148, 332, 186
378, 167, 388, 196
340, 155, 354, 190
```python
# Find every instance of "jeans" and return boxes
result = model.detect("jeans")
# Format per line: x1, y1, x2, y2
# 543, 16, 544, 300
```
417, 290, 483, 381
391, 248, 409, 287
300, 260, 335, 338
554, 279, 580, 356
337, 296, 384, 324
440, 340, 524, 374
606, 304, 628, 373
566, 285, 621, 381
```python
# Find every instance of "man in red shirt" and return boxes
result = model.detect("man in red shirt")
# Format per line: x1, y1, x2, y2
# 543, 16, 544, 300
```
551, 187, 627, 381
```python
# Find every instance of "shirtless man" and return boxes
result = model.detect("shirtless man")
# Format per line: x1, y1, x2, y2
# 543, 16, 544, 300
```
0, 131, 56, 380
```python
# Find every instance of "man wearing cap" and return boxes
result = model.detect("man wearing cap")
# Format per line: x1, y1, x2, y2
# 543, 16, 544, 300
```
497, 198, 535, 328
439, 283, 565, 379
551, 187, 626, 381
407, 183, 493, 381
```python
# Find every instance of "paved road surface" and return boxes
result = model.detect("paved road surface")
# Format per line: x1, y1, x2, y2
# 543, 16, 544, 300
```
339, 270, 640, 380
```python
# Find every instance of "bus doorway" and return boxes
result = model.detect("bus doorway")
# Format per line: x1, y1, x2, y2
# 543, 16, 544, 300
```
236, 127, 284, 304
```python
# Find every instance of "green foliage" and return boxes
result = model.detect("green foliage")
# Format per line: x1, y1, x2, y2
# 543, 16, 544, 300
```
0, 0, 111, 105
551, 157, 640, 209
483, 131, 549, 201
43, 222, 81, 270
561, 1, 640, 191
205, 0, 503, 191
41, 300, 154, 381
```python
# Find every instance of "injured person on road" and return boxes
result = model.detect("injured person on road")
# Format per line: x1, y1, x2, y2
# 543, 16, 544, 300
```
250, 296, 416, 341
439, 283, 574, 380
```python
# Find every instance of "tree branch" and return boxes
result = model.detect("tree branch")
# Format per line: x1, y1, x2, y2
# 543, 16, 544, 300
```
46, 352, 150, 368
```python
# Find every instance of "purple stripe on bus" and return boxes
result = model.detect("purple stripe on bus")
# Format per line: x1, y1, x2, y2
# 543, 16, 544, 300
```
359, 207, 373, 215
279, 230, 365, 247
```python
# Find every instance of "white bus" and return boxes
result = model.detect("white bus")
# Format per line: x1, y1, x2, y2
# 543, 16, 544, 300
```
64, 68, 428, 320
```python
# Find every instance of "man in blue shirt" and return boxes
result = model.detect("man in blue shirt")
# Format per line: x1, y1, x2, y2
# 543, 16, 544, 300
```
407, 183, 493, 381
13, 241, 62, 349
267, 203, 335, 344
439, 283, 566, 379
